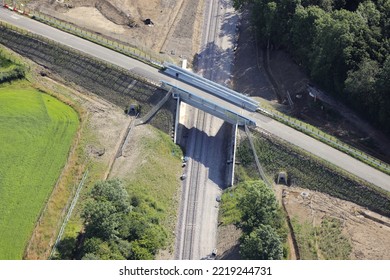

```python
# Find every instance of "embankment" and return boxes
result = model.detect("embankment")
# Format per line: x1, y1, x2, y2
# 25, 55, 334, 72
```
0, 24, 175, 133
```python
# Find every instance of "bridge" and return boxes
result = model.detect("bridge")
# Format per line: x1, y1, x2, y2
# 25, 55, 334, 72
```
1, 8, 389, 190
162, 63, 257, 127
163, 63, 258, 112
162, 81, 256, 127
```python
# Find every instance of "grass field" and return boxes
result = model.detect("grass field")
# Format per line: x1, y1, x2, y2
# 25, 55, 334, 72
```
0, 81, 79, 259
0, 55, 25, 84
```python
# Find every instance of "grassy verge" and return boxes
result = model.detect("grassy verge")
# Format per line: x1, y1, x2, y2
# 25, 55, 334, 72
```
0, 81, 79, 259
289, 218, 318, 260
122, 126, 183, 256
0, 49, 25, 83
236, 128, 390, 217
219, 181, 288, 259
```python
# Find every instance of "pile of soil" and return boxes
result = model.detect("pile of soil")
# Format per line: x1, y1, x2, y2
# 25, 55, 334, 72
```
95, 0, 134, 26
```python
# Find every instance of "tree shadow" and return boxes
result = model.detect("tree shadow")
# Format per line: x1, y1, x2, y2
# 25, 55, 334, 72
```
217, 243, 241, 260
51, 236, 78, 260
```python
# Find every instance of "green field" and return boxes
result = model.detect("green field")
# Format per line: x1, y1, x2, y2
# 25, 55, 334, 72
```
0, 82, 79, 259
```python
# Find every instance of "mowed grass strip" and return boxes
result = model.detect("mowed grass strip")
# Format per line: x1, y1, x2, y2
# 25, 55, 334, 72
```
0, 82, 79, 259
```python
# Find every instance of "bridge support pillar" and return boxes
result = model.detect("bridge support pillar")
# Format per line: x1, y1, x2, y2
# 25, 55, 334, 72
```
173, 94, 181, 144
231, 123, 238, 186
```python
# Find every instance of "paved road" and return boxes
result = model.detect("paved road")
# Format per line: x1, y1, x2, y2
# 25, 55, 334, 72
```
1, 8, 389, 191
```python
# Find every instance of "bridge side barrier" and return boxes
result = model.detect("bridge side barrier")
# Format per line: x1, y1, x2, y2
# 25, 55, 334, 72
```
164, 63, 258, 112
165, 63, 257, 104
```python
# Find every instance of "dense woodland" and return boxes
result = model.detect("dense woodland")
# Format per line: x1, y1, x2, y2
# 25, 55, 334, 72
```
234, 0, 390, 134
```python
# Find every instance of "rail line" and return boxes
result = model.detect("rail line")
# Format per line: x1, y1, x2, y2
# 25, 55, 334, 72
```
179, 0, 224, 259
181, 110, 208, 259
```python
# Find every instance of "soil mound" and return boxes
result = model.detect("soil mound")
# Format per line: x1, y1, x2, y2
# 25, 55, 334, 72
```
95, 0, 134, 26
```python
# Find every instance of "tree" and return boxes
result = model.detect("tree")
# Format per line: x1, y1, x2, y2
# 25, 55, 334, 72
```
77, 179, 170, 260
238, 181, 281, 232
309, 9, 371, 93
240, 224, 284, 260
90, 179, 131, 213
291, 5, 326, 66
345, 58, 380, 106
374, 55, 390, 131
81, 179, 131, 240
80, 237, 125, 260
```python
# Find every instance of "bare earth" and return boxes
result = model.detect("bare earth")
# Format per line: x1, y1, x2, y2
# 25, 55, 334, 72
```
109, 124, 157, 180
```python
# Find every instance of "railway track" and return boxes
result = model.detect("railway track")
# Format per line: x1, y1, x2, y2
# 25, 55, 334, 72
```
176, 0, 235, 260
181, 110, 208, 259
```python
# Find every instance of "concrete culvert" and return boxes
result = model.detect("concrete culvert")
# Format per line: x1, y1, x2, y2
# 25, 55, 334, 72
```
277, 171, 288, 185
127, 104, 139, 116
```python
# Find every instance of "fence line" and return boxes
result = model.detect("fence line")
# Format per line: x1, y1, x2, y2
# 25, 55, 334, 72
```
49, 169, 88, 259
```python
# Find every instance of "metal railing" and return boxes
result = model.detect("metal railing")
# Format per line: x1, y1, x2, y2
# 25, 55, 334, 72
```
49, 169, 88, 259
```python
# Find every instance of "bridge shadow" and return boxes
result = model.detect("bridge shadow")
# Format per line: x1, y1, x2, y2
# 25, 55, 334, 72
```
177, 121, 233, 189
